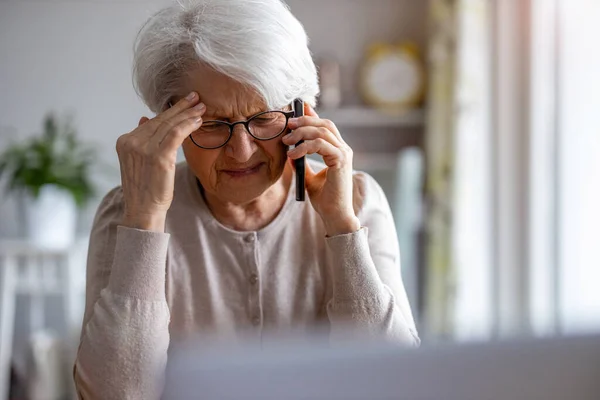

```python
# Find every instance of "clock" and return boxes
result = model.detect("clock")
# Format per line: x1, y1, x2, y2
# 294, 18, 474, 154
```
360, 42, 425, 111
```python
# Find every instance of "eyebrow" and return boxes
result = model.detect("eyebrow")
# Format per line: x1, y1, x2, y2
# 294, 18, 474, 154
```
168, 99, 291, 119
204, 110, 263, 121
204, 107, 292, 121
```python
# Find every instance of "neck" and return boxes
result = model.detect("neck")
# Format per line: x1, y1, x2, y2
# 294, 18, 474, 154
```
202, 165, 293, 232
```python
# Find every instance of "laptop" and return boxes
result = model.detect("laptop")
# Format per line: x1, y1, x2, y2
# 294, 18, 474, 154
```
164, 334, 600, 399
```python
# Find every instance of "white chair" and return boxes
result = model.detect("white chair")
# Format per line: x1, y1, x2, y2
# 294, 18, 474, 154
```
0, 239, 87, 400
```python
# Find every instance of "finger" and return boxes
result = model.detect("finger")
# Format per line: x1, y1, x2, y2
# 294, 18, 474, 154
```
282, 125, 343, 148
305, 103, 319, 117
131, 116, 156, 139
152, 102, 206, 143
158, 115, 204, 152
138, 116, 150, 127
287, 115, 344, 143
303, 157, 319, 180
158, 91, 200, 120
137, 93, 202, 140
287, 138, 346, 168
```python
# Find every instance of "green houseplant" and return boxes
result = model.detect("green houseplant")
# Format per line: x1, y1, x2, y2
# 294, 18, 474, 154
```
0, 113, 96, 248
0, 113, 95, 206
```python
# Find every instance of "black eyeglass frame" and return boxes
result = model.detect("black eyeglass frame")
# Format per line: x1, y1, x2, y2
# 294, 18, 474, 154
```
167, 101, 295, 150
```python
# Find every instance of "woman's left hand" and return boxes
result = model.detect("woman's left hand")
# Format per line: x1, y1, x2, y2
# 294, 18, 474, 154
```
283, 105, 361, 236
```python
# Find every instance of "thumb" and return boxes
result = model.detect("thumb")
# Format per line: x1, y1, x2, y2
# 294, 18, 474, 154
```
138, 116, 150, 127
303, 160, 323, 193
288, 157, 318, 191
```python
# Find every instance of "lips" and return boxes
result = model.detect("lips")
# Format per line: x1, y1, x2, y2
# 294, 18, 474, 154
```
222, 163, 264, 177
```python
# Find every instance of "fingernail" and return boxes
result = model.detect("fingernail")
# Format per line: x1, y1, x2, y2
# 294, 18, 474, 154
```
195, 117, 203, 124
186, 92, 197, 101
194, 102, 206, 110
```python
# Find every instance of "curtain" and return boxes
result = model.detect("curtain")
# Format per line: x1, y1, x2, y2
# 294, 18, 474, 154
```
423, 0, 459, 340
424, 0, 492, 341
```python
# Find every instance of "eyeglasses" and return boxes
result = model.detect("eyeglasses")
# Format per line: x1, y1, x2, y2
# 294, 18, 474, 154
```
168, 101, 295, 149
193, 110, 294, 149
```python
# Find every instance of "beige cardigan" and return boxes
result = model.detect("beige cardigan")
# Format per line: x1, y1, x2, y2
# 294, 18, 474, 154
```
74, 161, 419, 399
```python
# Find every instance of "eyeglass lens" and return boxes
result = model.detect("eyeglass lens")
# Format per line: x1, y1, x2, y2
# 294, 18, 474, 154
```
190, 111, 288, 148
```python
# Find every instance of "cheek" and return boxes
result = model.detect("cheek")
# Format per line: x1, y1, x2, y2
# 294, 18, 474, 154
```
182, 139, 219, 185
263, 140, 288, 181
262, 139, 287, 165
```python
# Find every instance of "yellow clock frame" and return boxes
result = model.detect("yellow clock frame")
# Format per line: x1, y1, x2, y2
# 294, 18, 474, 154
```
360, 42, 426, 111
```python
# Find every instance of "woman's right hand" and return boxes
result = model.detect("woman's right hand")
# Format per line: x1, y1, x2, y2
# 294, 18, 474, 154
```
116, 91, 205, 232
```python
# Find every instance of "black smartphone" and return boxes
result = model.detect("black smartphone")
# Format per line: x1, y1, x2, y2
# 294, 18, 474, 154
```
293, 98, 305, 201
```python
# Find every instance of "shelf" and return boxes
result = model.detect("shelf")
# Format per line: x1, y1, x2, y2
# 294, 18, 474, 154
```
316, 107, 425, 128
310, 151, 402, 171
353, 152, 400, 171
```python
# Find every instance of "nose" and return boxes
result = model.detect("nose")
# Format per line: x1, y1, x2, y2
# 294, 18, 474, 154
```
225, 123, 257, 163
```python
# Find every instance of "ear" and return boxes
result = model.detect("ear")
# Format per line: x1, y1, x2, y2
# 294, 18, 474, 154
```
138, 116, 150, 127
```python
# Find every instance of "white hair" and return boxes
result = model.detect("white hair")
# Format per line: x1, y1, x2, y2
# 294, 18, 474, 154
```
132, 0, 319, 113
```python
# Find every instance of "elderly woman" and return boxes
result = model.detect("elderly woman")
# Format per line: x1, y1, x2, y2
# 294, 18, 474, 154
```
74, 0, 418, 398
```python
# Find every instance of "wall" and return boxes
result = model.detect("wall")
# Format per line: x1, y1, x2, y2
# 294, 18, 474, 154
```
0, 0, 427, 237
558, 0, 600, 333
0, 0, 427, 375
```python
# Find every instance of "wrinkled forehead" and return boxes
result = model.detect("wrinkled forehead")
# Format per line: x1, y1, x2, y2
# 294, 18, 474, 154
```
173, 65, 274, 120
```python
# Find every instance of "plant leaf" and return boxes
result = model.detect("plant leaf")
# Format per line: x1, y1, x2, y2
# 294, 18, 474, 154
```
0, 112, 96, 208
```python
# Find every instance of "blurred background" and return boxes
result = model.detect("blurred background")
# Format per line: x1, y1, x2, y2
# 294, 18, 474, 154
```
0, 0, 599, 399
